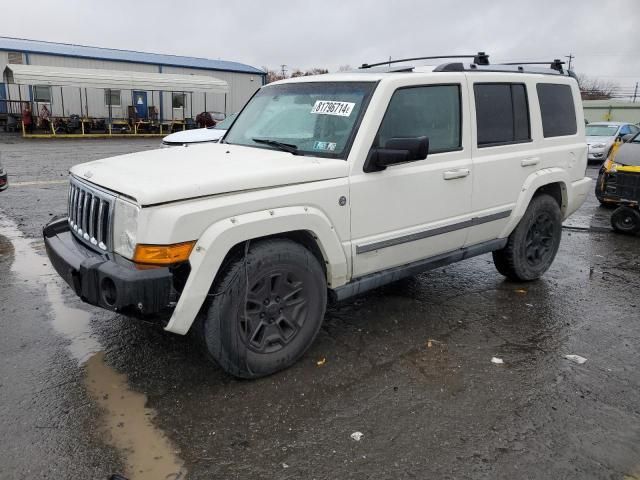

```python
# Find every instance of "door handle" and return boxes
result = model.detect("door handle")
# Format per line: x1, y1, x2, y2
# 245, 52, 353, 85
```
521, 157, 540, 167
443, 168, 470, 180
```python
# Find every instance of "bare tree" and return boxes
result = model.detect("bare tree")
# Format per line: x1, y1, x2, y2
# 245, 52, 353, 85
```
262, 67, 286, 84
338, 64, 353, 72
576, 74, 619, 100
263, 67, 329, 82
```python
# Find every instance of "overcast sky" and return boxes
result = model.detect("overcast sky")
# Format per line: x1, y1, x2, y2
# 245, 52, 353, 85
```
3, 0, 640, 95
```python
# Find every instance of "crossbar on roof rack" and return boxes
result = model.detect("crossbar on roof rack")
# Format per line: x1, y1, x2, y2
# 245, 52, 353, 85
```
360, 52, 489, 69
501, 59, 565, 72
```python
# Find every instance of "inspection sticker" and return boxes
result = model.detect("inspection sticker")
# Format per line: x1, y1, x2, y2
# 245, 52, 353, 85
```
313, 141, 337, 151
310, 100, 355, 117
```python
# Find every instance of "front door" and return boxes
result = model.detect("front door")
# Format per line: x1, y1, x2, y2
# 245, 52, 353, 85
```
0, 83, 6, 114
349, 82, 473, 278
133, 91, 147, 118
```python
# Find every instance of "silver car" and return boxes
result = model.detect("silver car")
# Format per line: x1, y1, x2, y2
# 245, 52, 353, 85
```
586, 121, 640, 162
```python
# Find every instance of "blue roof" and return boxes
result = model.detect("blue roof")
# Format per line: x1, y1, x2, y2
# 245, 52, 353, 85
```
0, 36, 265, 75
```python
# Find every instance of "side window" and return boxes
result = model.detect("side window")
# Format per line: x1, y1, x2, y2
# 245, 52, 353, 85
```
474, 83, 531, 147
536, 83, 577, 137
377, 85, 461, 153
619, 125, 631, 135
33, 85, 51, 103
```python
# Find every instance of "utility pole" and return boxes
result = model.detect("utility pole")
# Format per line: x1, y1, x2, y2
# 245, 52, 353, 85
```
565, 53, 574, 71
633, 82, 638, 103
280, 64, 287, 78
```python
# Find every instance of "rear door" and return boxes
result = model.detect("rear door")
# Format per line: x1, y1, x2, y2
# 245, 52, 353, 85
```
465, 77, 538, 246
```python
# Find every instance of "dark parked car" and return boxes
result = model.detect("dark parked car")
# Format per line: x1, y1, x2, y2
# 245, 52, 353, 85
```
596, 132, 640, 206
0, 160, 8, 191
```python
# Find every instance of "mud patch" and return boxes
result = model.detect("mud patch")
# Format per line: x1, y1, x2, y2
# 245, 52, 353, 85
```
86, 353, 186, 479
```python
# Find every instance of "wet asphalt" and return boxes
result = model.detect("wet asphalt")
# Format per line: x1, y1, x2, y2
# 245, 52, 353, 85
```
0, 134, 638, 480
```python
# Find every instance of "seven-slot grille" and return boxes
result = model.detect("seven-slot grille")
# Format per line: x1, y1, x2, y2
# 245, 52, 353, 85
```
68, 177, 115, 251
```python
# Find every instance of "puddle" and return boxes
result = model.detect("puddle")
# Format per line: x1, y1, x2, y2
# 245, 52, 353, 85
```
86, 353, 186, 479
1, 215, 101, 363
0, 215, 186, 479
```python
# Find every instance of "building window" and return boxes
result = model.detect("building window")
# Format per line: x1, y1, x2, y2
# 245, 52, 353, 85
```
536, 83, 577, 138
376, 85, 461, 153
33, 85, 52, 103
104, 89, 121, 107
172, 92, 185, 109
474, 83, 531, 147
8, 52, 23, 64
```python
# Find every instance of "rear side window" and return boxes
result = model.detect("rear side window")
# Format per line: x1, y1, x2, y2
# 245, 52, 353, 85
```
536, 83, 577, 137
376, 85, 461, 153
474, 83, 531, 147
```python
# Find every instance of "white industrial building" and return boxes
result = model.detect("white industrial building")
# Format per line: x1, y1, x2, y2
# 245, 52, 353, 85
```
0, 36, 265, 124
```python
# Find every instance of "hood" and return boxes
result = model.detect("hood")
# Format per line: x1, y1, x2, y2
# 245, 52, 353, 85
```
162, 127, 226, 144
586, 136, 614, 145
70, 143, 349, 206
614, 142, 640, 167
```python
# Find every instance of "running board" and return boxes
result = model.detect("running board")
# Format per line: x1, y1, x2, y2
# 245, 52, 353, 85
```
331, 238, 507, 302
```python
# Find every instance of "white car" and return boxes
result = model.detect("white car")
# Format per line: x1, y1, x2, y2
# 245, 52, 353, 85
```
161, 113, 237, 146
586, 121, 640, 162
44, 55, 591, 378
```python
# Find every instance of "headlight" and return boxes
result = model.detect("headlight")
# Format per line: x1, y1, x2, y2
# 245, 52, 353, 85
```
591, 143, 606, 149
112, 197, 140, 259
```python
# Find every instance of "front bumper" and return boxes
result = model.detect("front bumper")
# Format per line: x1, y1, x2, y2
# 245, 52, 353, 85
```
588, 151, 606, 161
43, 217, 175, 317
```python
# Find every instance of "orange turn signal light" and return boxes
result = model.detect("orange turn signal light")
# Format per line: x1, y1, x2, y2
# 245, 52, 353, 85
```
133, 241, 196, 265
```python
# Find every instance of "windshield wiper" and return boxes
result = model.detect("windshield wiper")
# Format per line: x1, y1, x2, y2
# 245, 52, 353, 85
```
252, 138, 303, 155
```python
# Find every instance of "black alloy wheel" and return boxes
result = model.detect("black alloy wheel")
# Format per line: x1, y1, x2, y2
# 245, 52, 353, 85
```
525, 212, 556, 267
240, 270, 308, 354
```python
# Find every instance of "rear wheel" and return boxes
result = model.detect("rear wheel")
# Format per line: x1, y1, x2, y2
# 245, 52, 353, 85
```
493, 194, 563, 281
197, 239, 327, 379
611, 206, 640, 234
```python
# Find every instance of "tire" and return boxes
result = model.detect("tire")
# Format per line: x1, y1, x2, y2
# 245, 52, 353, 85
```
611, 206, 640, 234
493, 194, 562, 281
197, 239, 327, 379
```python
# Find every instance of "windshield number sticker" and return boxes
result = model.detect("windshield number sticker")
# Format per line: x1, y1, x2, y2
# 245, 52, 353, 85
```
310, 101, 355, 117
313, 141, 337, 152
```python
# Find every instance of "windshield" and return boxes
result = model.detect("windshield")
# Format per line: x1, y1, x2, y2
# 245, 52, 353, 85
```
586, 125, 619, 136
224, 82, 376, 158
211, 113, 237, 130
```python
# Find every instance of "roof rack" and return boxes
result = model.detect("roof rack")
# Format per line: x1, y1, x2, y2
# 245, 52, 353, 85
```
360, 52, 489, 69
501, 59, 565, 73
434, 62, 574, 77
357, 52, 574, 78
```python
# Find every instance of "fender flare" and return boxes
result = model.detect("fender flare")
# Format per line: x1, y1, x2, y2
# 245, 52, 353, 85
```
164, 205, 348, 335
500, 168, 569, 238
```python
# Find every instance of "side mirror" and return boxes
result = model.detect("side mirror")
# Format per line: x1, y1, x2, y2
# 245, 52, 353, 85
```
621, 133, 634, 143
364, 136, 429, 173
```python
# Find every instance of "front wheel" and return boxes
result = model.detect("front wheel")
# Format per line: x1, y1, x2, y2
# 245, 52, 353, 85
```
493, 194, 563, 281
611, 206, 640, 234
197, 239, 327, 379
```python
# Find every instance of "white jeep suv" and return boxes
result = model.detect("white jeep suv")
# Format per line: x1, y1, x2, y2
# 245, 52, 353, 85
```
44, 55, 591, 378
